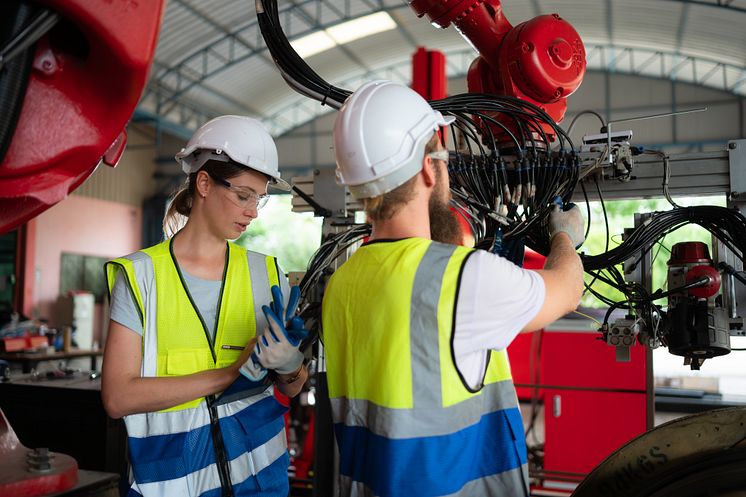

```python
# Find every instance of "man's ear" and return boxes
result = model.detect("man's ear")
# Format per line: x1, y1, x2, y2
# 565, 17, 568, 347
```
421, 155, 437, 188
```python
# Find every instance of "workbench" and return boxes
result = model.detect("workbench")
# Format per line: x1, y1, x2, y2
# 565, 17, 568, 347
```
0, 348, 103, 373
0, 372, 127, 494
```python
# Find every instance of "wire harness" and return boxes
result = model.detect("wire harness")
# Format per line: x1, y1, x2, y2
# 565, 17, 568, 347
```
257, 0, 746, 349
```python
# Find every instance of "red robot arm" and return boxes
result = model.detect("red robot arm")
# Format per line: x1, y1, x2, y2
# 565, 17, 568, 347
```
0, 0, 164, 234
409, 0, 586, 142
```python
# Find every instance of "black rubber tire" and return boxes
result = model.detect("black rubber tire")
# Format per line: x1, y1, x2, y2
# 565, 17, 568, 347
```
646, 447, 746, 497
572, 407, 746, 497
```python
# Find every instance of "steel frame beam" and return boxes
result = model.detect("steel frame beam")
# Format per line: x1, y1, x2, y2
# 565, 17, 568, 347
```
141, 2, 746, 137
261, 43, 746, 138
575, 147, 735, 202
672, 0, 746, 14
143, 0, 391, 122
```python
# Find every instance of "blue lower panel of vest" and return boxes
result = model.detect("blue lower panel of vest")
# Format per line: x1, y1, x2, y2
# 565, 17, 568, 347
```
128, 396, 287, 484
334, 407, 527, 497
199, 454, 290, 497
124, 455, 290, 497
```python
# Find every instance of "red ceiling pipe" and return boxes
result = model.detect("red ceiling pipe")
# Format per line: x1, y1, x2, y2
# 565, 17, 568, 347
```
412, 46, 449, 144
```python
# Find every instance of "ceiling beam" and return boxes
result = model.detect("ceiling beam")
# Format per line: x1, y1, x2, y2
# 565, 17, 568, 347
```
672, 0, 746, 14
142, 1, 746, 136
260, 43, 746, 137
147, 1, 409, 120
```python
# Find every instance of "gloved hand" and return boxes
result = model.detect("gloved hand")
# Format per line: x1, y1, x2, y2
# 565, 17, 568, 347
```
239, 354, 267, 381
268, 285, 307, 343
253, 285, 308, 374
213, 339, 269, 407
549, 202, 585, 248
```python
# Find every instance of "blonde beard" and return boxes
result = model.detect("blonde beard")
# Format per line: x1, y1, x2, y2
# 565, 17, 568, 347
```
428, 181, 461, 244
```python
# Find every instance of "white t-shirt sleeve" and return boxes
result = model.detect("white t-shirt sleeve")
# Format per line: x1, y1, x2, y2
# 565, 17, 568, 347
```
453, 250, 546, 389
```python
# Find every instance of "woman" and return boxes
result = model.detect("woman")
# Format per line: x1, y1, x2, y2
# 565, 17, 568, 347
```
102, 115, 308, 497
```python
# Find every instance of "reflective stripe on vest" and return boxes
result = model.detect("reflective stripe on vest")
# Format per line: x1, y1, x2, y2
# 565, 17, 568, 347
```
323, 238, 528, 497
105, 239, 288, 497
339, 466, 528, 497
124, 394, 289, 497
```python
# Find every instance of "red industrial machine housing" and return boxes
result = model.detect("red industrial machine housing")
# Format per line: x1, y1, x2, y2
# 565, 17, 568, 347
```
409, 0, 586, 143
0, 0, 164, 234
0, 409, 79, 497
666, 241, 730, 364
509, 250, 651, 480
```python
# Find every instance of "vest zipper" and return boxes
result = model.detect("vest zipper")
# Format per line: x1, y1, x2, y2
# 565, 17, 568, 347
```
169, 238, 234, 494
208, 397, 234, 497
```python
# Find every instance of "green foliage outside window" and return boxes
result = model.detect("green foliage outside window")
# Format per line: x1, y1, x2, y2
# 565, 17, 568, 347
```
579, 195, 727, 308
234, 191, 728, 310
235, 194, 323, 273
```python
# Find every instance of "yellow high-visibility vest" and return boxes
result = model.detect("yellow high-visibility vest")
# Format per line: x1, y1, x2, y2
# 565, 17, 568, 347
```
322, 238, 528, 497
106, 238, 280, 410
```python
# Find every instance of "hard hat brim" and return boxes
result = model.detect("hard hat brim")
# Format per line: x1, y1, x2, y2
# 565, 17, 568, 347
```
438, 114, 456, 126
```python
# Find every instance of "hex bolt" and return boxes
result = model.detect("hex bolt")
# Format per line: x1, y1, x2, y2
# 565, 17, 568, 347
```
27, 448, 54, 473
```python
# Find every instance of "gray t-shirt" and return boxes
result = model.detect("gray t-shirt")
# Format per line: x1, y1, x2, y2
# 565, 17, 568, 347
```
110, 270, 222, 341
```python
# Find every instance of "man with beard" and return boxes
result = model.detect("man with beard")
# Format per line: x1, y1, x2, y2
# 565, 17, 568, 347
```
321, 80, 585, 497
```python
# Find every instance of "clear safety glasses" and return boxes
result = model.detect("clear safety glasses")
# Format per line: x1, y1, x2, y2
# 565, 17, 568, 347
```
207, 171, 270, 210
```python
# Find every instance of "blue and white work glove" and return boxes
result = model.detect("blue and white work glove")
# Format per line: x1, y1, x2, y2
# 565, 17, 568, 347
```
253, 285, 308, 374
218, 344, 270, 406
239, 350, 268, 382
549, 198, 585, 248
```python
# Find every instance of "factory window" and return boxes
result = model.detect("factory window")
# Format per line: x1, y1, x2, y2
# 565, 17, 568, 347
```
0, 230, 16, 314
59, 253, 108, 303
235, 194, 322, 273
576, 194, 746, 398
579, 195, 727, 309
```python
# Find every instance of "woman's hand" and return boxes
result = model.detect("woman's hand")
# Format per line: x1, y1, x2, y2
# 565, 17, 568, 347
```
230, 337, 258, 374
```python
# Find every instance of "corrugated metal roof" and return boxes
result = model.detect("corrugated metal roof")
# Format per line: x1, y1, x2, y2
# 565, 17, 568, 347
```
142, 0, 746, 136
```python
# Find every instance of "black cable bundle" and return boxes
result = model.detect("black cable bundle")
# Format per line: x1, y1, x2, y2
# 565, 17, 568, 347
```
256, 0, 349, 108
580, 205, 746, 337
298, 224, 372, 297
296, 224, 372, 346
431, 94, 579, 252
582, 206, 746, 271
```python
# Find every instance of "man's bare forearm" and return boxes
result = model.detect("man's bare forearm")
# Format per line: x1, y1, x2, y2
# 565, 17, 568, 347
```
545, 233, 579, 267
544, 232, 584, 299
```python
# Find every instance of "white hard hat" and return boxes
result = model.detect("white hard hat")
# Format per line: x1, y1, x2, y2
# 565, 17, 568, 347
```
175, 115, 290, 190
333, 80, 454, 199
